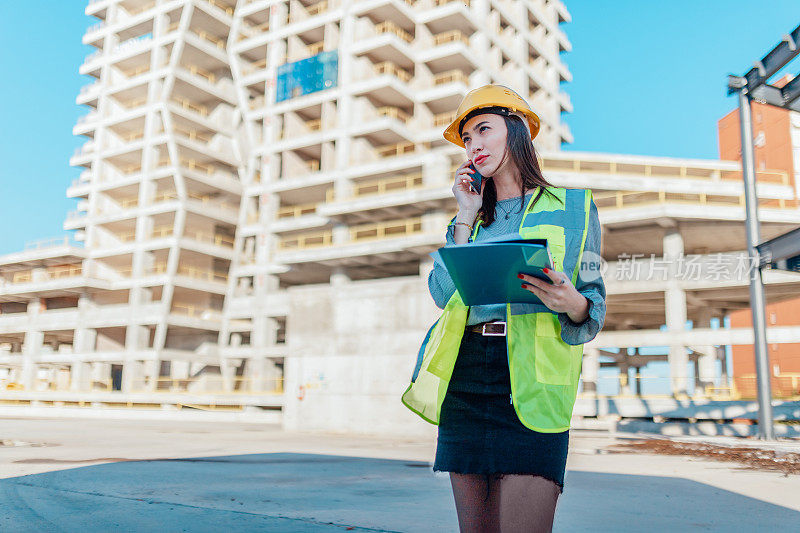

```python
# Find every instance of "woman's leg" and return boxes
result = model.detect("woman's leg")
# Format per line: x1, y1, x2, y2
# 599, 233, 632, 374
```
498, 474, 560, 533
449, 473, 501, 532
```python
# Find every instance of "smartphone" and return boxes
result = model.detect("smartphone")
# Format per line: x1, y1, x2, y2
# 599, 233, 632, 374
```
467, 163, 483, 193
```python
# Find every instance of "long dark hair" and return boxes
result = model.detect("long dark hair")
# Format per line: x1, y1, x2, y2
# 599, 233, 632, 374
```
477, 114, 558, 227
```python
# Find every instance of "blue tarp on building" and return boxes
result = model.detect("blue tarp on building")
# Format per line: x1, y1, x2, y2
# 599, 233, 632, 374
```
276, 50, 338, 102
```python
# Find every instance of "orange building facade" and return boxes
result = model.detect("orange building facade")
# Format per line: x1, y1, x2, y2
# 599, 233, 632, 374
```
718, 96, 800, 399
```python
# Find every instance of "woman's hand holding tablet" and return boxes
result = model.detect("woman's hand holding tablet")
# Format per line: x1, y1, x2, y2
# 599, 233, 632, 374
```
518, 268, 590, 323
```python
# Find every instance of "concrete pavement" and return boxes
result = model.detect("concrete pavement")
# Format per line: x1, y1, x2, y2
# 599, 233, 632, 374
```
1, 418, 798, 532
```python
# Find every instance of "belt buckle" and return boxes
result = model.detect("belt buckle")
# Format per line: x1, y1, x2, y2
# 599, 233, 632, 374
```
482, 321, 506, 336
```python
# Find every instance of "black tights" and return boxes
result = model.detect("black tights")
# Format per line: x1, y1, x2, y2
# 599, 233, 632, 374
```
449, 472, 561, 533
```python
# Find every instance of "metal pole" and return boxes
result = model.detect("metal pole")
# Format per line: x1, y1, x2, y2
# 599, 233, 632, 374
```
736, 87, 775, 440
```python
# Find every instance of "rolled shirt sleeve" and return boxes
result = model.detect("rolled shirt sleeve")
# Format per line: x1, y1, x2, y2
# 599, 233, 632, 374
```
558, 200, 606, 345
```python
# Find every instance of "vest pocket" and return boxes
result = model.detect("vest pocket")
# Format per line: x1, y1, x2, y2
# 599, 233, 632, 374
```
534, 313, 572, 385
425, 303, 468, 380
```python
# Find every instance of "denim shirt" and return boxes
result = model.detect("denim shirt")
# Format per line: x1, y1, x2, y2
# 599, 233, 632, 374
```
427, 192, 606, 346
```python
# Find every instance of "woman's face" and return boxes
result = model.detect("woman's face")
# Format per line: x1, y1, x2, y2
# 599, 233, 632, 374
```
460, 113, 508, 176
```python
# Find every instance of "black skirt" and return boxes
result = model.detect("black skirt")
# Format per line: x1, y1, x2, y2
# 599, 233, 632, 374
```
433, 329, 569, 491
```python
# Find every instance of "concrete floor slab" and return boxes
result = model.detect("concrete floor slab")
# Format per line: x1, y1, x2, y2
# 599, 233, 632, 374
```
1, 419, 798, 532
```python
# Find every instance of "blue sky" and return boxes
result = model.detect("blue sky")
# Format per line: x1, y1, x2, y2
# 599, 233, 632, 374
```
2, 2, 800, 255
564, 0, 800, 157
0, 3, 92, 255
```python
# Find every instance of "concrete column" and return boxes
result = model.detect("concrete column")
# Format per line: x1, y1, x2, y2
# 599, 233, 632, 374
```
332, 224, 349, 245
248, 315, 279, 392
321, 141, 336, 174
333, 177, 352, 200
92, 362, 109, 387
219, 325, 242, 393
220, 356, 236, 393
581, 347, 599, 394
664, 230, 688, 396
70, 361, 92, 392
248, 355, 266, 393
253, 314, 274, 347
171, 360, 190, 380
618, 355, 631, 396
321, 100, 337, 130
71, 292, 96, 391
120, 360, 144, 393
694, 310, 717, 394
666, 288, 688, 396
330, 266, 350, 286
21, 330, 43, 391
122, 325, 149, 392
21, 299, 44, 390
143, 359, 159, 392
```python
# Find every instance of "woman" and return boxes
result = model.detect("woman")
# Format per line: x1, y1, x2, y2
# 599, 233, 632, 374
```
402, 85, 605, 532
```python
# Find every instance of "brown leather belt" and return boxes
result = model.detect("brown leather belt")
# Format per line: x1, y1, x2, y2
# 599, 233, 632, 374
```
467, 321, 507, 336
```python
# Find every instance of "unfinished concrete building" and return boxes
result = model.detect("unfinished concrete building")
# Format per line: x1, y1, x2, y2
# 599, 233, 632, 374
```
1, 0, 799, 434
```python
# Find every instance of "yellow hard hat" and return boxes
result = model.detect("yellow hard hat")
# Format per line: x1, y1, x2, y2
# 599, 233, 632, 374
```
443, 84, 541, 148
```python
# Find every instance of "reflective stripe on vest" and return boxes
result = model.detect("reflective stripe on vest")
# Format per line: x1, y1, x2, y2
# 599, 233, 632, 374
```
402, 187, 593, 432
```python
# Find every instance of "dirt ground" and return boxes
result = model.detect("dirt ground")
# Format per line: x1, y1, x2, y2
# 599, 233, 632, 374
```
610, 438, 800, 475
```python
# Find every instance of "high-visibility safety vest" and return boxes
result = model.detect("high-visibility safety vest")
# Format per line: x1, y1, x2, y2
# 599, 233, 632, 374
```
402, 186, 594, 433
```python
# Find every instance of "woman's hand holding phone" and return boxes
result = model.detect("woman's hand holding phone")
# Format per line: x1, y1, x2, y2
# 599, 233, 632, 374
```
450, 161, 484, 244
452, 160, 484, 218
